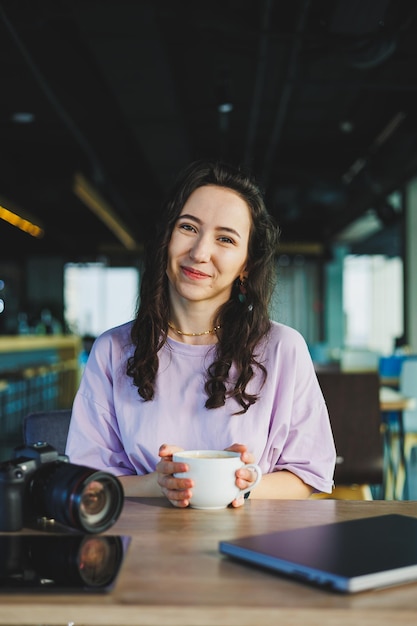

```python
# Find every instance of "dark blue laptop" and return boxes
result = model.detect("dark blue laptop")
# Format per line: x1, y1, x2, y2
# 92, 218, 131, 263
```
219, 514, 417, 593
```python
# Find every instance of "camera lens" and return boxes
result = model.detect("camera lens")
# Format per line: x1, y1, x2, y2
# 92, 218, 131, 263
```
78, 478, 117, 527
27, 462, 124, 533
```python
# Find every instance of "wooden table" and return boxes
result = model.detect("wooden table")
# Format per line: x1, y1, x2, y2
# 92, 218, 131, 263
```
379, 386, 415, 413
2, 498, 417, 625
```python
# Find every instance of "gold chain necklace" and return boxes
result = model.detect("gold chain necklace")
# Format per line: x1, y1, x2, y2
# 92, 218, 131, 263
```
168, 321, 221, 337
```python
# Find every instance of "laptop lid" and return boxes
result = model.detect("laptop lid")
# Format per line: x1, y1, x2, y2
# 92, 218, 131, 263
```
219, 514, 417, 593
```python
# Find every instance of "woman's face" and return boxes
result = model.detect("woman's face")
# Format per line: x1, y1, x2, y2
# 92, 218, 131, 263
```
166, 185, 252, 308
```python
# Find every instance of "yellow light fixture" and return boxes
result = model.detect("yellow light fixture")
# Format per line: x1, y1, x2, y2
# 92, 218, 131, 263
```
0, 198, 44, 238
278, 241, 324, 256
73, 172, 139, 251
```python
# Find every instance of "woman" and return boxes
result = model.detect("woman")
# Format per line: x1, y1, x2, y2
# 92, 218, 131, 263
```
66, 159, 336, 507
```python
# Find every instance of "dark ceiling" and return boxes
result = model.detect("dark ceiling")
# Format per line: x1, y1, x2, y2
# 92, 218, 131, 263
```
0, 0, 416, 262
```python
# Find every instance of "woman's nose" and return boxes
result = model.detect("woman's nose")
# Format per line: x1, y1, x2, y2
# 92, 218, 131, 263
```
189, 235, 211, 262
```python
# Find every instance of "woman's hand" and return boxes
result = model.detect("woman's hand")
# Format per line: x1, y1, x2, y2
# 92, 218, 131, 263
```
156, 443, 194, 507
225, 443, 259, 508
156, 442, 260, 509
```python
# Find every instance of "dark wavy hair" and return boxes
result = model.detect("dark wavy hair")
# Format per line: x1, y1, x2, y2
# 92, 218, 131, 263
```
127, 159, 280, 413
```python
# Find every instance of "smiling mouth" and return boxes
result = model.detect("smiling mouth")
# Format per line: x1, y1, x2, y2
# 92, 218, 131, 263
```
181, 266, 210, 279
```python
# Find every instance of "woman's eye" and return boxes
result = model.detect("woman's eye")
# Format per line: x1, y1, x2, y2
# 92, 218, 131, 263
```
218, 235, 234, 244
179, 223, 196, 232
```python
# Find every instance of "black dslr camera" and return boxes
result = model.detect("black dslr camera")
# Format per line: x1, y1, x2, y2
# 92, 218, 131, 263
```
0, 442, 124, 533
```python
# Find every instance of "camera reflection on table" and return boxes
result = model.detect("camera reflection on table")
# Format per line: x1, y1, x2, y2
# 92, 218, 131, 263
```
0, 534, 130, 592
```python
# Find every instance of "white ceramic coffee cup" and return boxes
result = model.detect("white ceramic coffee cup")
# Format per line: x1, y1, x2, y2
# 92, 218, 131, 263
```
172, 449, 262, 510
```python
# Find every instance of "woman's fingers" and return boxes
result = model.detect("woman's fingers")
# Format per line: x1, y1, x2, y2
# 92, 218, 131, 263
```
159, 479, 193, 507
158, 443, 184, 459
156, 449, 194, 507
225, 443, 255, 464
230, 495, 245, 508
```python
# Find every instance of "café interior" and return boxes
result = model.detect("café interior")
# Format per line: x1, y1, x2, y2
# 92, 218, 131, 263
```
2, 2, 417, 623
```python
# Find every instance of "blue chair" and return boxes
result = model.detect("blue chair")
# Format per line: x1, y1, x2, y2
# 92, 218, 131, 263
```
399, 358, 417, 498
22, 409, 72, 454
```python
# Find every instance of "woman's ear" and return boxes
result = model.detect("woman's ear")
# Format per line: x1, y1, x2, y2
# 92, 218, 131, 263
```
239, 269, 249, 282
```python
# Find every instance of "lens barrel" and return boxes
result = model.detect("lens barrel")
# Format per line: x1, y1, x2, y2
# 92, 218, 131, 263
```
27, 462, 124, 533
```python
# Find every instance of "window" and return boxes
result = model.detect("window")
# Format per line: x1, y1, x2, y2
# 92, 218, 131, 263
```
343, 255, 403, 355
64, 263, 139, 337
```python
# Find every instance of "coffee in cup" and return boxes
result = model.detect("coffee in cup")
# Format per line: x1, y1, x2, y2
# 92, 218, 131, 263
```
173, 450, 262, 510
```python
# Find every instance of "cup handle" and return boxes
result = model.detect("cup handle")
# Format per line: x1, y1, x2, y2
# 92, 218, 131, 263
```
238, 463, 262, 497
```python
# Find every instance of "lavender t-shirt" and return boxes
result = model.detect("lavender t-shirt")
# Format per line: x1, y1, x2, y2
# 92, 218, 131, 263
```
66, 320, 336, 493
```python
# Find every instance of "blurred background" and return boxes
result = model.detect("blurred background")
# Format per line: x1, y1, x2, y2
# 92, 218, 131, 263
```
1, 1, 417, 475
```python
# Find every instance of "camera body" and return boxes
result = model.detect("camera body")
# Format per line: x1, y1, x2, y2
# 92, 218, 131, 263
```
0, 442, 124, 533
0, 443, 68, 531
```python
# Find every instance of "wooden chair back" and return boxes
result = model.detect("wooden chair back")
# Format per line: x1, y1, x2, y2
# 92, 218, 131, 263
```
316, 371, 383, 486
